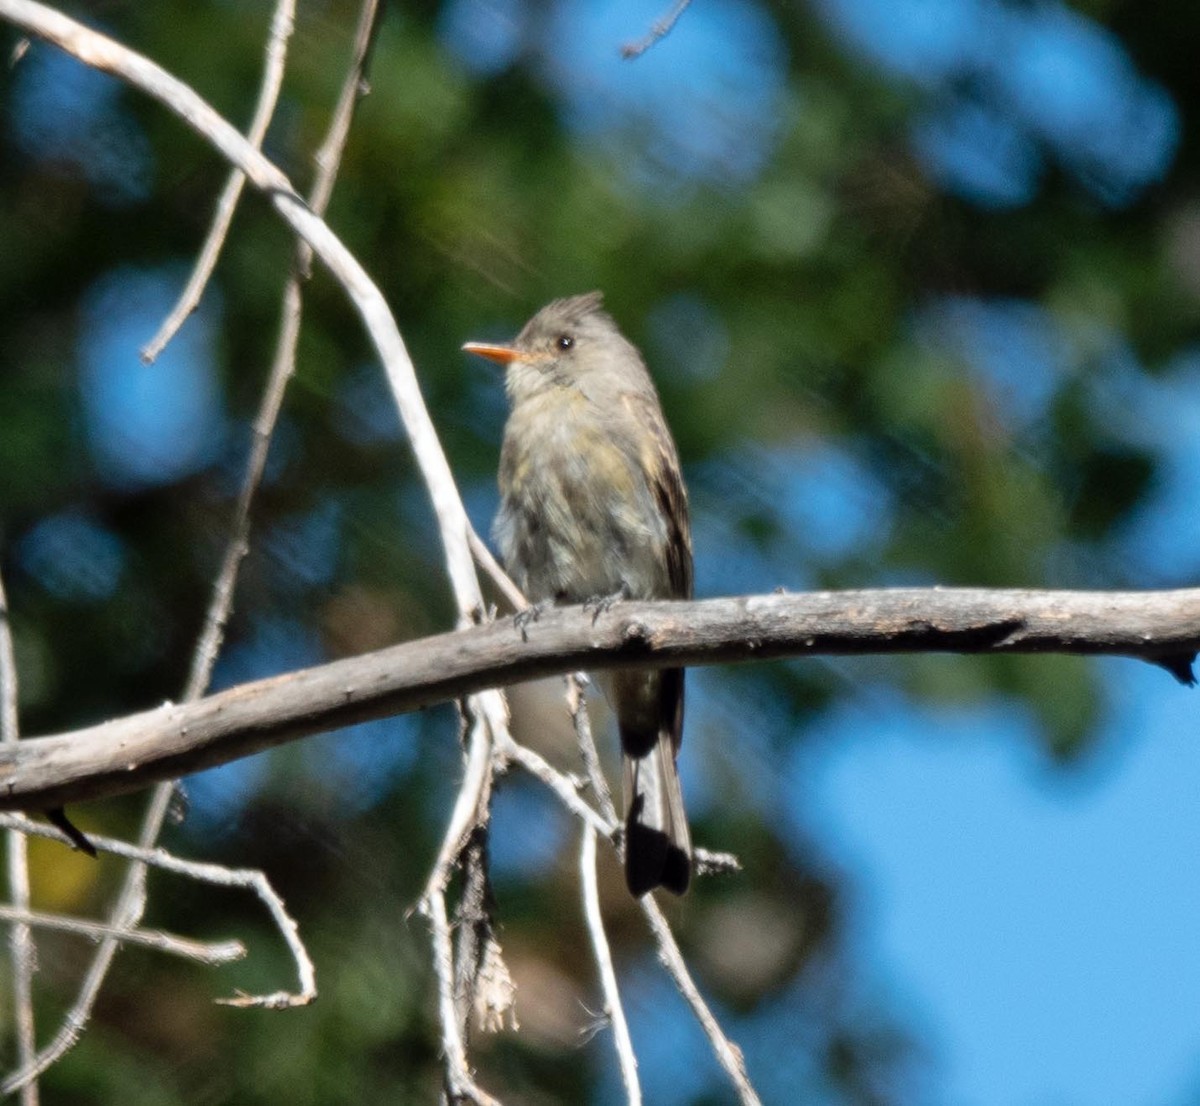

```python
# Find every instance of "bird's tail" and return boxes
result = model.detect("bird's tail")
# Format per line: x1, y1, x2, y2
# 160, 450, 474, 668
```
622, 727, 691, 896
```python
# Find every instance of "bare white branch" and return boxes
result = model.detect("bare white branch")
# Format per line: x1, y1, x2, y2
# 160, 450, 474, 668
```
568, 673, 618, 827
0, 905, 244, 965
0, 571, 38, 1106
421, 885, 504, 1106
621, 0, 694, 58
469, 528, 527, 612
0, 815, 316, 1007
141, 0, 296, 363
640, 895, 762, 1106
581, 826, 641, 1105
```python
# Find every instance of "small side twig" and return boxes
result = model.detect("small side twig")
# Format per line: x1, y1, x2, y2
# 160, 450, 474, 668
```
0, 814, 315, 1008
620, 0, 693, 58
468, 528, 526, 613
581, 826, 641, 1105
567, 674, 618, 827
498, 737, 611, 837
693, 847, 741, 878
0, 905, 244, 965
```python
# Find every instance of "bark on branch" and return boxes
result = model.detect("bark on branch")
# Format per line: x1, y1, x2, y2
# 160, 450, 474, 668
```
3, 587, 1196, 812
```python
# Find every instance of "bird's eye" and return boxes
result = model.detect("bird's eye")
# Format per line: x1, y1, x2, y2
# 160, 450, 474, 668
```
556, 335, 574, 351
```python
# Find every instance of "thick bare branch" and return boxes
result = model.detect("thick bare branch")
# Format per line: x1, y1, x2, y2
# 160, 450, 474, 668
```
0, 588, 1194, 812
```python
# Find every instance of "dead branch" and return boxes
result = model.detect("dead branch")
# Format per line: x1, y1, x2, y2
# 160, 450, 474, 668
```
0, 587, 1194, 812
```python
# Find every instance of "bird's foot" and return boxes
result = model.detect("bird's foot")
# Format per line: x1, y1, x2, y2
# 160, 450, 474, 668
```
583, 587, 627, 624
513, 601, 548, 642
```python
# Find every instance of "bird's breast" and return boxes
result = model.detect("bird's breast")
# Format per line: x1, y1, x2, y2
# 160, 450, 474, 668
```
495, 393, 669, 602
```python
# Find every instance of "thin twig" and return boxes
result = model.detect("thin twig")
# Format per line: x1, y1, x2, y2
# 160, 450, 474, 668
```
0, 814, 315, 997
640, 895, 762, 1106
306, 0, 384, 231
424, 884, 504, 1106
421, 700, 500, 903
182, 0, 380, 705
581, 826, 641, 1105
498, 737, 612, 838
468, 528, 526, 612
567, 674, 618, 827
620, 0, 693, 58
141, 0, 296, 363
0, 905, 244, 965
0, 572, 37, 1106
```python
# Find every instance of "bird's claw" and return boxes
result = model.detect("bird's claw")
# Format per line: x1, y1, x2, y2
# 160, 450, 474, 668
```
583, 588, 626, 624
514, 601, 547, 641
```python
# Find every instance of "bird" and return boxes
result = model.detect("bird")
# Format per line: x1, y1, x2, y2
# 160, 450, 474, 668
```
463, 291, 693, 895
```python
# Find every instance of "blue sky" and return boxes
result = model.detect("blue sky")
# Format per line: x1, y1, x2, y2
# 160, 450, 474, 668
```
11, 0, 1200, 1102
801, 667, 1200, 1106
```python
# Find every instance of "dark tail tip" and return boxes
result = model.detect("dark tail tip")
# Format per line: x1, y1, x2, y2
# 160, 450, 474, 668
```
625, 818, 690, 896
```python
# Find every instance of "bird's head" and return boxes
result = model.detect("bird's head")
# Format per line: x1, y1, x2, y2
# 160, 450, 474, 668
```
463, 291, 645, 404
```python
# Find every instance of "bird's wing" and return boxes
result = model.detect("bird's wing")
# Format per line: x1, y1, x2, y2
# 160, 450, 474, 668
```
619, 391, 693, 602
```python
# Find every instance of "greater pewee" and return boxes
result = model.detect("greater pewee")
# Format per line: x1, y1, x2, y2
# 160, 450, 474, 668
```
464, 291, 693, 896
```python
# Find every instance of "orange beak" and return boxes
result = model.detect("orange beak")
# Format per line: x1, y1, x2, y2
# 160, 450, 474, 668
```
462, 341, 524, 365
